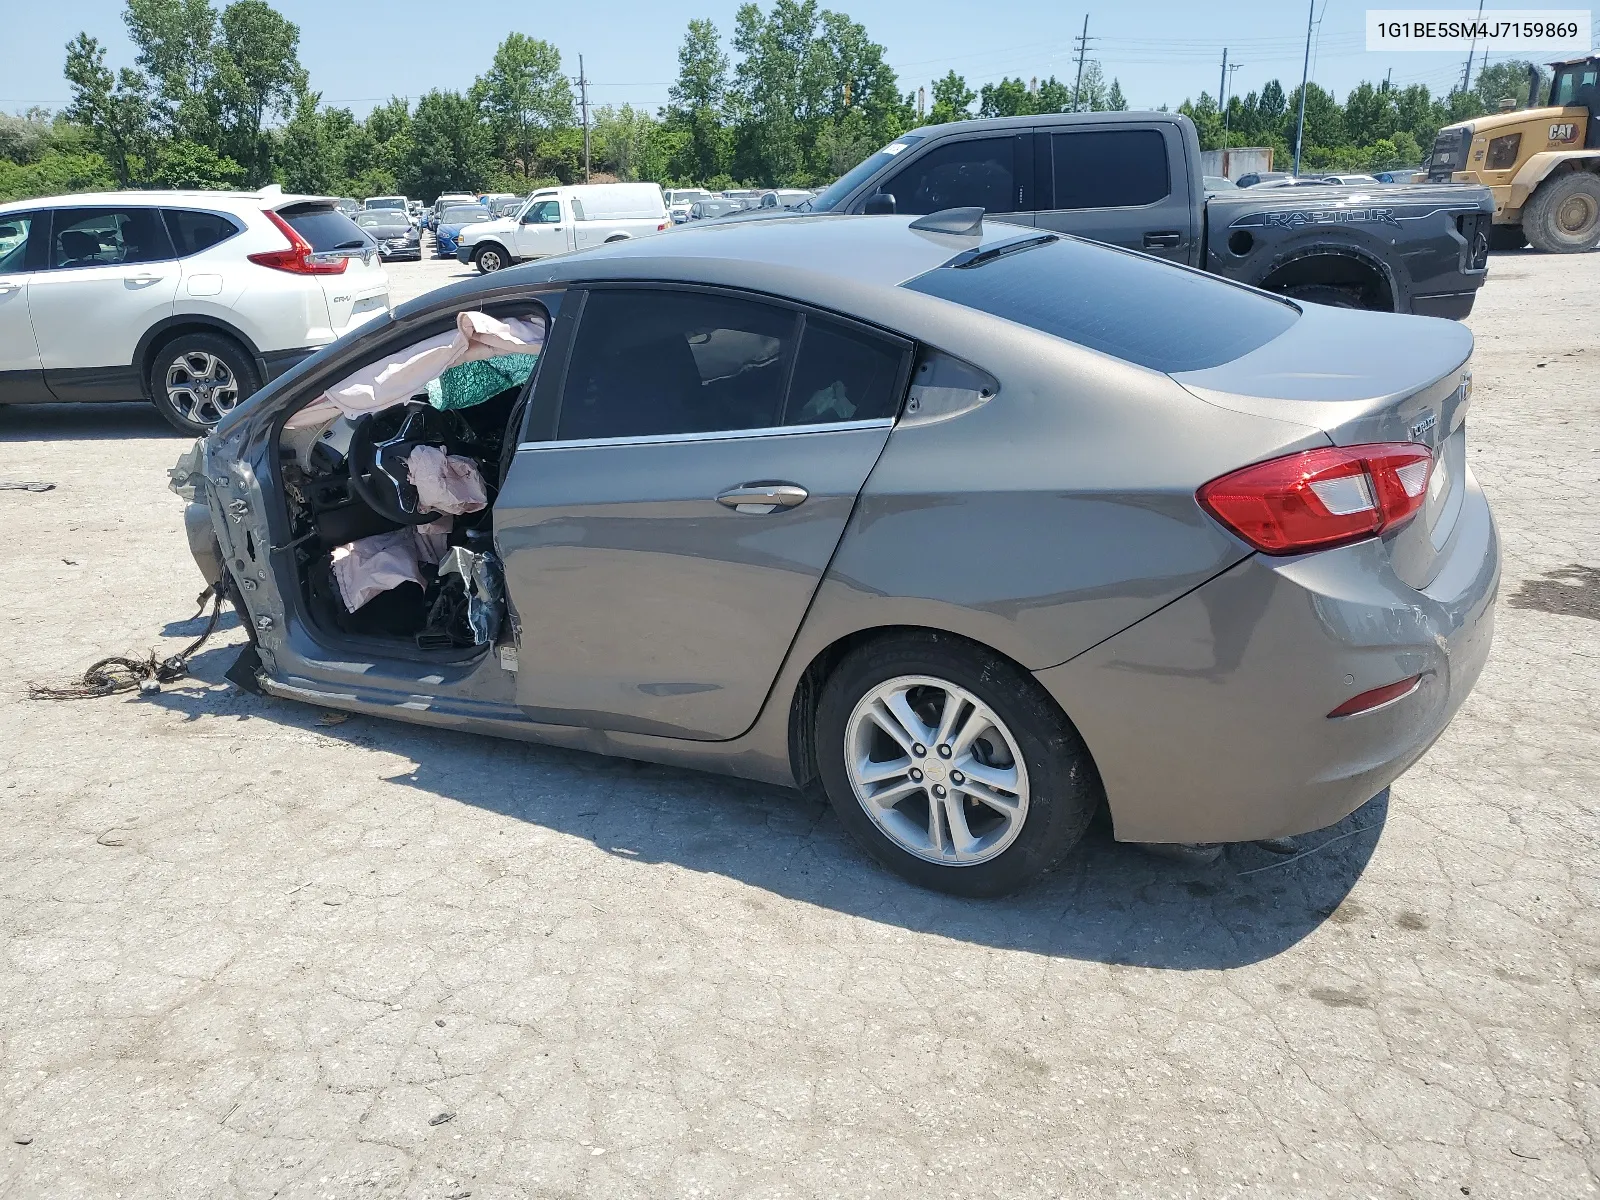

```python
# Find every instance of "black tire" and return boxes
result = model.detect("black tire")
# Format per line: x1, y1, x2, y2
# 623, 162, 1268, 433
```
1489, 224, 1527, 251
1523, 171, 1600, 253
474, 243, 508, 274
814, 631, 1100, 897
1282, 283, 1363, 309
148, 331, 261, 435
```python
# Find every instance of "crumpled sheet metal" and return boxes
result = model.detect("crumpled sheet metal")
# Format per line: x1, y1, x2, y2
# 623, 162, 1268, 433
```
438, 546, 505, 646
285, 310, 544, 430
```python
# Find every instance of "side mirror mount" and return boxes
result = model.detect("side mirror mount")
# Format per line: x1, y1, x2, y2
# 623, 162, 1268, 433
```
863, 192, 896, 215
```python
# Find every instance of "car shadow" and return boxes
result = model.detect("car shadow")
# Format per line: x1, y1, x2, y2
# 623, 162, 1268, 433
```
0, 402, 179, 441
146, 638, 1387, 970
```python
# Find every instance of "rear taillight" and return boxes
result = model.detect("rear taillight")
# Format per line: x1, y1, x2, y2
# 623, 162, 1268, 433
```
247, 209, 349, 275
657, 221, 669, 231
1197, 442, 1433, 555
1328, 674, 1423, 718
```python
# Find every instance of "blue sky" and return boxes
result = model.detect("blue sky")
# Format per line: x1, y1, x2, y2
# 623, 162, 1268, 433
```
3, 1, 1595, 119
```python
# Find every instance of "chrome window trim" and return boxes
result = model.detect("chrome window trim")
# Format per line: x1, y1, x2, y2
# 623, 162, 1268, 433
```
517, 416, 893, 452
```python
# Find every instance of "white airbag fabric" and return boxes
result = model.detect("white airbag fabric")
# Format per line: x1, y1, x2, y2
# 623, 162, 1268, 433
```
330, 518, 454, 612
285, 310, 544, 429
406, 445, 489, 515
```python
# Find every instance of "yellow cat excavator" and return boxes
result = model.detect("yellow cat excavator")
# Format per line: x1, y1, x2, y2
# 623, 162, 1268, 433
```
1428, 56, 1600, 252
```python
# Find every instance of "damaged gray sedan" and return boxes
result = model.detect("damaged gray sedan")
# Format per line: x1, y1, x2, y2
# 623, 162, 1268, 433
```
174, 211, 1499, 896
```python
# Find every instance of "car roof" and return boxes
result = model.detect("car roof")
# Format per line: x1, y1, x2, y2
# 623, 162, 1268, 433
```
0, 187, 328, 213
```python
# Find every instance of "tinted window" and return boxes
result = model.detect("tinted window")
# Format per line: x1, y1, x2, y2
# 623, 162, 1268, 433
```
527, 200, 561, 224
442, 206, 491, 224
785, 318, 905, 424
163, 209, 242, 256
280, 205, 369, 251
50, 207, 173, 268
1050, 130, 1170, 209
0, 211, 40, 273
559, 289, 797, 440
881, 137, 1015, 215
903, 237, 1298, 373
806, 135, 926, 212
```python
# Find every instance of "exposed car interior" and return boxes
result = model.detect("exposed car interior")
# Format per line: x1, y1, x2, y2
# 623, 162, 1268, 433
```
276, 306, 548, 651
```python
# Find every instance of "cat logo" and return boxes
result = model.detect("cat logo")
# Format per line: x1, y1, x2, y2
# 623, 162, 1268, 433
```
1549, 123, 1579, 143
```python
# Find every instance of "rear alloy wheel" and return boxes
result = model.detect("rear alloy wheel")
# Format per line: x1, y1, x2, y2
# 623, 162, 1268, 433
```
474, 244, 506, 274
1523, 172, 1600, 253
151, 333, 260, 434
816, 632, 1100, 897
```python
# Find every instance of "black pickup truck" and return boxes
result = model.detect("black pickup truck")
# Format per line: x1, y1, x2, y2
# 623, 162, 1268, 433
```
803, 111, 1495, 318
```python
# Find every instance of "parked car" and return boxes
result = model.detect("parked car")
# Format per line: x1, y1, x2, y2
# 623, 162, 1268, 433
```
759, 189, 816, 210
428, 193, 477, 232
0, 186, 388, 432
456, 183, 670, 274
806, 111, 1494, 317
407, 201, 424, 222
1374, 169, 1427, 184
353, 208, 421, 261
1235, 171, 1291, 187
1315, 174, 1382, 186
335, 197, 360, 216
1202, 175, 1236, 192
364, 195, 408, 214
488, 195, 526, 218
433, 204, 494, 258
688, 198, 742, 220
174, 211, 1498, 896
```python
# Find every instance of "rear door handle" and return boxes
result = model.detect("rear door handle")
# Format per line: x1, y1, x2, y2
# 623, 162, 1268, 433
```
126, 272, 165, 284
1143, 231, 1182, 248
716, 482, 808, 515
0, 282, 20, 294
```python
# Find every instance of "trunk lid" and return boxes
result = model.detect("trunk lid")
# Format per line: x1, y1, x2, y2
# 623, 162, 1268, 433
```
1173, 305, 1474, 589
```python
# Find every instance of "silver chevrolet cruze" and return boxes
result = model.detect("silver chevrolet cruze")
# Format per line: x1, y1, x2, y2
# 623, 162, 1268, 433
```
176, 211, 1498, 896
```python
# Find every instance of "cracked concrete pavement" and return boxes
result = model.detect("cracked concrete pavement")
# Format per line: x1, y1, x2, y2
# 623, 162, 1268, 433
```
1, 249, 1597, 1199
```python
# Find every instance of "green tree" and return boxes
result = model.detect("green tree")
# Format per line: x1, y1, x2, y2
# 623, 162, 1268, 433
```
929, 70, 974, 124
214, 0, 307, 183
1473, 59, 1547, 109
1106, 78, 1127, 111
404, 89, 492, 198
278, 90, 336, 193
592, 103, 663, 181
667, 19, 732, 183
147, 137, 243, 186
63, 33, 154, 185
123, 0, 221, 143
978, 77, 1031, 118
475, 34, 573, 186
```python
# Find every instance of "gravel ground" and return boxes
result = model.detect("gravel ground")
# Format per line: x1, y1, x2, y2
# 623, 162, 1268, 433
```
0, 248, 1596, 1200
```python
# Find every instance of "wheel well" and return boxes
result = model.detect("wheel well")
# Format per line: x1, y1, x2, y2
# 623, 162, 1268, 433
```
1257, 251, 1395, 311
140, 321, 259, 397
474, 240, 509, 258
785, 624, 1101, 798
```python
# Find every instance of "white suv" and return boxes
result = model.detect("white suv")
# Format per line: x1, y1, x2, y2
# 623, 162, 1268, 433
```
0, 187, 390, 433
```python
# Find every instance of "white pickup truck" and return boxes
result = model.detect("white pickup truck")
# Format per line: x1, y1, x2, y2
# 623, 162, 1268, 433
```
455, 183, 671, 274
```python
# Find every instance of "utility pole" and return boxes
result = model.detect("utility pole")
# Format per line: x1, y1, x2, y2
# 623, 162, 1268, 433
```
1223, 62, 1241, 141
1383, 66, 1392, 92
1293, 0, 1313, 176
1218, 47, 1228, 117
1460, 0, 1486, 94
918, 86, 925, 119
578, 54, 591, 183
1071, 14, 1091, 112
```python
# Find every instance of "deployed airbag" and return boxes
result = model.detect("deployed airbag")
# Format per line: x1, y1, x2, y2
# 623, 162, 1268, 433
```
286, 310, 544, 429
330, 519, 453, 612
406, 445, 489, 515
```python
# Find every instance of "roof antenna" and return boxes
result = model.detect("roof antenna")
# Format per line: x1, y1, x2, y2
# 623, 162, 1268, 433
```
908, 208, 984, 236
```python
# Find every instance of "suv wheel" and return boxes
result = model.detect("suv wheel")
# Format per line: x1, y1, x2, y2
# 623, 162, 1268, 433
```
1282, 284, 1363, 309
814, 632, 1100, 897
1524, 171, 1600, 253
150, 332, 260, 434
474, 244, 507, 274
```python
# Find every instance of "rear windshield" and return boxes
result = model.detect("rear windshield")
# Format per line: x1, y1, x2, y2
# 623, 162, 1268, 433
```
280, 205, 370, 251
902, 236, 1299, 373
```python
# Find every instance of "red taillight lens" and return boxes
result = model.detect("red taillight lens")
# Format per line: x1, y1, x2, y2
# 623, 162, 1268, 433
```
657, 221, 669, 231
1197, 442, 1433, 555
1327, 674, 1423, 718
247, 209, 348, 275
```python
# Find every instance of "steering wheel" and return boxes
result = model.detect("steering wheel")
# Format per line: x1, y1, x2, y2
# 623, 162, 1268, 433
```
346, 403, 443, 526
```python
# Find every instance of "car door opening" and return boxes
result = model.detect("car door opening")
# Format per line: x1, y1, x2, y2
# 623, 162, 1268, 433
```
275, 307, 546, 650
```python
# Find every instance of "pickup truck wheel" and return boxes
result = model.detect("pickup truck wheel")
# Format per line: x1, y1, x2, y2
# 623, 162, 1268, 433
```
1523, 172, 1600, 253
1282, 284, 1362, 309
473, 244, 507, 274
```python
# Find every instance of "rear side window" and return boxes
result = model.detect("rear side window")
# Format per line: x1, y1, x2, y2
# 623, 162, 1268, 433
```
49, 207, 174, 268
1050, 130, 1170, 209
881, 137, 1016, 215
163, 209, 242, 257
278, 205, 369, 252
785, 318, 905, 424
903, 237, 1298, 373
0, 211, 43, 272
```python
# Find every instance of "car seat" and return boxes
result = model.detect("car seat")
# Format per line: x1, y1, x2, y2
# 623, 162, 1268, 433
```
57, 229, 101, 267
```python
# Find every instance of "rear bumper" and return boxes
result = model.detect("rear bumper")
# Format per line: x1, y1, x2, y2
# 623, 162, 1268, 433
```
1034, 473, 1499, 843
1411, 291, 1477, 320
